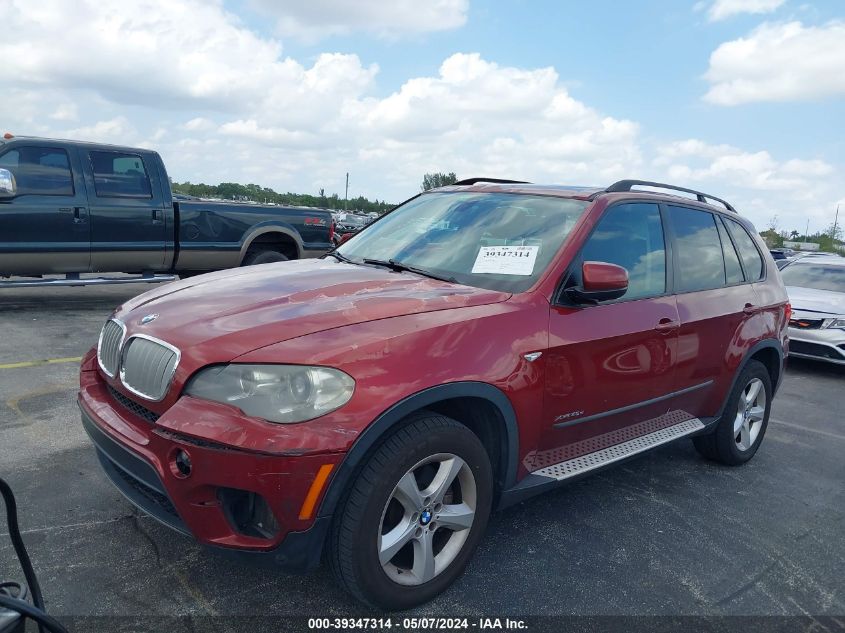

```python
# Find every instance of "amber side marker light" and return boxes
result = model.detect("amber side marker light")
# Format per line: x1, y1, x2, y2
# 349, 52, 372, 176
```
299, 463, 335, 520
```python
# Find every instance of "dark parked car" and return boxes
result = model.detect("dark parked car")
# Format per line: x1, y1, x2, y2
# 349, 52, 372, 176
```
79, 179, 788, 609
332, 213, 370, 246
0, 135, 333, 286
769, 248, 795, 260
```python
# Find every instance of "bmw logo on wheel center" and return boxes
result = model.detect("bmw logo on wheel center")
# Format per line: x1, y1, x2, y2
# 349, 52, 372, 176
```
420, 509, 432, 525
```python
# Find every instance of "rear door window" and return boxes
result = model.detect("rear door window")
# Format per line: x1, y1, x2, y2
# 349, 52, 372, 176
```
668, 205, 725, 292
580, 202, 666, 300
90, 151, 152, 198
724, 218, 765, 280
0, 147, 74, 196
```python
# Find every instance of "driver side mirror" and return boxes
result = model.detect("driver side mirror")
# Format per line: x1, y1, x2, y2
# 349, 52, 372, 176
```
565, 261, 629, 304
0, 168, 16, 199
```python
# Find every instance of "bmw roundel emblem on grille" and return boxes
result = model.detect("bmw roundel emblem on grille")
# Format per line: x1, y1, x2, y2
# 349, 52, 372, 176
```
139, 313, 159, 325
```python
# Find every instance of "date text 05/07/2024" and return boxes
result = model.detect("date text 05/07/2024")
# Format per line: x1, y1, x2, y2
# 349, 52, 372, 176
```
307, 617, 528, 630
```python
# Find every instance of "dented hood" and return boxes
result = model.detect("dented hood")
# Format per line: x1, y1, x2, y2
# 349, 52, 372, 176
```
113, 259, 510, 362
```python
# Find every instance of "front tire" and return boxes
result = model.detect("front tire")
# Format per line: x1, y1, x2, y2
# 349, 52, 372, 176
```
693, 359, 772, 465
330, 413, 493, 610
242, 249, 288, 266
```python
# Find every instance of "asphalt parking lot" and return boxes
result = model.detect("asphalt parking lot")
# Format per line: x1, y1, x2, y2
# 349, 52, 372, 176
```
1, 282, 843, 630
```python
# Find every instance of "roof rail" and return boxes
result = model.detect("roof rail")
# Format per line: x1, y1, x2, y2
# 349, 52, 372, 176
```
605, 179, 737, 213
452, 177, 531, 186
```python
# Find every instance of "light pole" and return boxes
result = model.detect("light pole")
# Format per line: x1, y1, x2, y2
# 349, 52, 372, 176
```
345, 172, 349, 212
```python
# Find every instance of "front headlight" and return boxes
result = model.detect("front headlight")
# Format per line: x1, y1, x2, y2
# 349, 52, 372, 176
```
185, 364, 355, 424
825, 317, 845, 329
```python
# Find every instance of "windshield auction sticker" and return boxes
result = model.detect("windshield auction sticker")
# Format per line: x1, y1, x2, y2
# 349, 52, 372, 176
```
471, 245, 539, 275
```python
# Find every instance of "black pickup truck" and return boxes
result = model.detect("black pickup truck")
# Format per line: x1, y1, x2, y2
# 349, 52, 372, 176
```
0, 135, 333, 286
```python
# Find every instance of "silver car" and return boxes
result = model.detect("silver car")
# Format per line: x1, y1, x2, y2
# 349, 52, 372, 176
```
780, 257, 845, 365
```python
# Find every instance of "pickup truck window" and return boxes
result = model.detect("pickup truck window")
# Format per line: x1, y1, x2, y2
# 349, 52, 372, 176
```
90, 151, 152, 199
0, 147, 74, 196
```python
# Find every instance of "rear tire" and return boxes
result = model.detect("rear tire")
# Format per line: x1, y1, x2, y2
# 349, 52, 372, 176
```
693, 359, 772, 465
242, 249, 288, 266
330, 412, 493, 610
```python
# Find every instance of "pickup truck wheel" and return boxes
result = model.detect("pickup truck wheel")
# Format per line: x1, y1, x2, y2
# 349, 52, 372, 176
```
242, 249, 288, 266
330, 413, 492, 610
693, 359, 771, 466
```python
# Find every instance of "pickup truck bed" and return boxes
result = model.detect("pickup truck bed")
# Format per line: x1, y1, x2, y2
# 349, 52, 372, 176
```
0, 135, 333, 280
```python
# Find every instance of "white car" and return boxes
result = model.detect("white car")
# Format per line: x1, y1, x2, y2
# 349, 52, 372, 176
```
780, 257, 845, 365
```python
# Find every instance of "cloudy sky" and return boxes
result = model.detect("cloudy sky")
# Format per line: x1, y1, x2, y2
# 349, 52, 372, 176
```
1, 0, 842, 233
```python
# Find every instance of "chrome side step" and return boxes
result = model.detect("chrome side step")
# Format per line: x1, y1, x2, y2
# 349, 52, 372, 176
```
0, 274, 178, 288
533, 417, 705, 481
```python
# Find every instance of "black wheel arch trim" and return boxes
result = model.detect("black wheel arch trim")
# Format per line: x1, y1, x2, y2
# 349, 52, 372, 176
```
239, 223, 304, 263
316, 381, 519, 521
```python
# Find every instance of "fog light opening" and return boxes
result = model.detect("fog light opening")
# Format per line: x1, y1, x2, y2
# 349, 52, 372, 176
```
169, 449, 192, 479
217, 488, 280, 539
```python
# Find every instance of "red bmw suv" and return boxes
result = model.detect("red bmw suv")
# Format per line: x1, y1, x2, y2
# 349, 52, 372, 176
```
79, 179, 789, 609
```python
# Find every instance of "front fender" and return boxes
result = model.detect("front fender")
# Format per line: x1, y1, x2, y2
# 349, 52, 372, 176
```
315, 381, 520, 521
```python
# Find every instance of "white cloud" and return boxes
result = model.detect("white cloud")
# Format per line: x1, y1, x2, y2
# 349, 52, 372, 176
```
49, 103, 78, 122
653, 139, 838, 230
0, 0, 377, 114
184, 117, 214, 132
700, 0, 786, 21
343, 53, 642, 187
64, 117, 137, 143
655, 138, 833, 189
249, 0, 468, 41
704, 21, 845, 105
0, 0, 839, 235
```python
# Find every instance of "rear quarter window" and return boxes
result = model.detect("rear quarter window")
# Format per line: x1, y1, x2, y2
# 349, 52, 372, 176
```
717, 217, 745, 284
724, 218, 764, 280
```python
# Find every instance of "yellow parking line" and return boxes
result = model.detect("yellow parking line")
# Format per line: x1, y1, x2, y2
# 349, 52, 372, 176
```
0, 356, 83, 370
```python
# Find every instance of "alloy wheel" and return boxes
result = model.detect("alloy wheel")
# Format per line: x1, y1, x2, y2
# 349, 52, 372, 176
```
378, 453, 477, 586
734, 377, 766, 451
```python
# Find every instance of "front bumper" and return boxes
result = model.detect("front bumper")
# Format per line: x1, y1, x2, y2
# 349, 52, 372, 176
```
79, 355, 343, 570
787, 327, 845, 366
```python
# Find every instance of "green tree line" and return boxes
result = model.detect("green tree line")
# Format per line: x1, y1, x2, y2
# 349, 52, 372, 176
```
172, 181, 396, 215
760, 214, 843, 253
173, 172, 463, 215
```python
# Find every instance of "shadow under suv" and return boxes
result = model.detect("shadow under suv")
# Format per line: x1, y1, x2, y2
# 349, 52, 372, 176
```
79, 178, 789, 609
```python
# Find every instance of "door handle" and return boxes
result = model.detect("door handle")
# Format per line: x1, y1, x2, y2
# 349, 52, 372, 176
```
654, 318, 680, 332
58, 207, 73, 213
72, 207, 87, 224
151, 209, 164, 224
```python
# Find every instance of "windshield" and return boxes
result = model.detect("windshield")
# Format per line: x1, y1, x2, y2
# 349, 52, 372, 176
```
781, 262, 845, 293
336, 192, 588, 292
